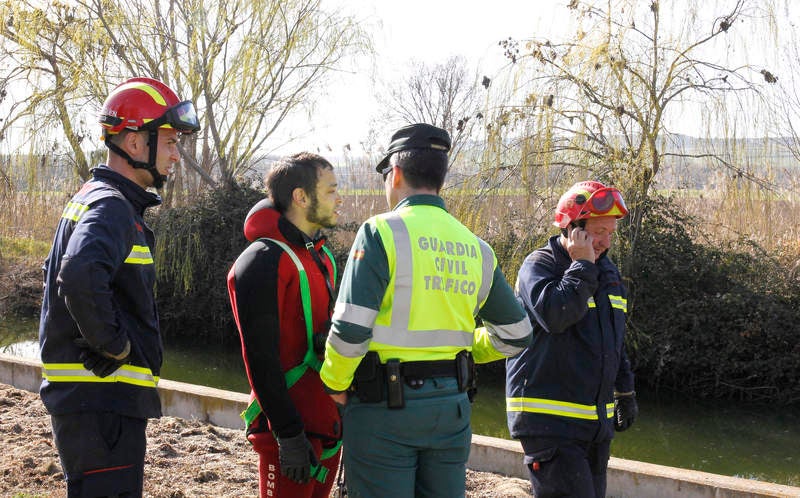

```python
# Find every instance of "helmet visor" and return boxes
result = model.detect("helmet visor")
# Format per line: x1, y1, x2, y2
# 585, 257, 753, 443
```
164, 100, 200, 133
144, 100, 201, 133
585, 187, 628, 216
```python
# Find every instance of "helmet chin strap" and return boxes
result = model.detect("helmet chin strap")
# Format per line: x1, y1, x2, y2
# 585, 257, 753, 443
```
104, 128, 166, 189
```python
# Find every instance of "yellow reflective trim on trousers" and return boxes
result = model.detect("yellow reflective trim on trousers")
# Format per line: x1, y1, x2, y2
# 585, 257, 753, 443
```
587, 297, 596, 308
125, 245, 153, 265
609, 294, 627, 312
606, 402, 615, 418
42, 363, 159, 387
506, 396, 599, 420
62, 201, 90, 222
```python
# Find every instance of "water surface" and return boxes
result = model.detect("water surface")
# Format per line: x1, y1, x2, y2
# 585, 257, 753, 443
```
2, 316, 797, 486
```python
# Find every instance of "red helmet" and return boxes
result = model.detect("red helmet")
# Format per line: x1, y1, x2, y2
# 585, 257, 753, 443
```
553, 180, 628, 228
99, 77, 200, 136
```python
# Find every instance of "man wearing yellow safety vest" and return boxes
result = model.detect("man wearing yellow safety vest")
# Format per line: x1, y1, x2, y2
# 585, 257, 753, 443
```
39, 77, 200, 497
320, 123, 533, 497
506, 180, 638, 498
227, 152, 343, 497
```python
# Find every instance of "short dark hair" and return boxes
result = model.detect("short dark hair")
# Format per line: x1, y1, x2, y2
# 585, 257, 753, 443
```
266, 152, 333, 213
390, 149, 448, 191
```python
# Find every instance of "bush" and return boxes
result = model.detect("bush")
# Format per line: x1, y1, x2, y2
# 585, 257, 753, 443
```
151, 183, 354, 348
151, 184, 264, 346
149, 185, 800, 405
624, 196, 800, 404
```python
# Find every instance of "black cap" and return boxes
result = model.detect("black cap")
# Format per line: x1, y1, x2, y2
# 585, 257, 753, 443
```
376, 123, 452, 172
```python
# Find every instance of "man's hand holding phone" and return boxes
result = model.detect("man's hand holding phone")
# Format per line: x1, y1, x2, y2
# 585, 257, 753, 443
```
565, 226, 595, 262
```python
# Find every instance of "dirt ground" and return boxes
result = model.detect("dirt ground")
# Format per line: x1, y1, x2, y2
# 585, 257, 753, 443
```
0, 383, 531, 497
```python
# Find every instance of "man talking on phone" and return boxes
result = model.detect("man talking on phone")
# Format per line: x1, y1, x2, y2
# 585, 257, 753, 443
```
505, 180, 637, 498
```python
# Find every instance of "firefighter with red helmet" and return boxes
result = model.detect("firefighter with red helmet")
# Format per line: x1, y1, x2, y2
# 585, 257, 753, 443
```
506, 180, 638, 497
227, 153, 343, 498
39, 77, 200, 497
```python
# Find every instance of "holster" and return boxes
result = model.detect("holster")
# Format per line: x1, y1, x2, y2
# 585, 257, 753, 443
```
385, 359, 404, 409
352, 351, 384, 403
455, 350, 478, 402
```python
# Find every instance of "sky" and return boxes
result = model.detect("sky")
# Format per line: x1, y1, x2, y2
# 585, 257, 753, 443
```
276, 0, 566, 156
281, 0, 799, 157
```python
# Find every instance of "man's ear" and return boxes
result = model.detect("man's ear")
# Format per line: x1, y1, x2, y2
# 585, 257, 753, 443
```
390, 166, 403, 188
121, 131, 145, 156
291, 187, 308, 208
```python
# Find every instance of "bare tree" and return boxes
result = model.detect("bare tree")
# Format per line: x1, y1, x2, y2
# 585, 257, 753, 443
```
379, 56, 484, 168
482, 0, 783, 261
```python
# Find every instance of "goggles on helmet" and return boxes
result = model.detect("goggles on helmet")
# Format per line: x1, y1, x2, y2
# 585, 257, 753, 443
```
103, 100, 200, 134
142, 100, 201, 133
577, 187, 628, 217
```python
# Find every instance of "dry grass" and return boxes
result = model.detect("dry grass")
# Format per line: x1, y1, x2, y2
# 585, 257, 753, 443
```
2, 159, 799, 269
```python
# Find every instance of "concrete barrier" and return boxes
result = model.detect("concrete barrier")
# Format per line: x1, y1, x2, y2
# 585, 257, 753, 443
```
1, 354, 798, 497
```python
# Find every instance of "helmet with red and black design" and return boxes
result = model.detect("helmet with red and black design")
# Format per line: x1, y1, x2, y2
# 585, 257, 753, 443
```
553, 180, 628, 229
99, 77, 200, 188
99, 77, 200, 136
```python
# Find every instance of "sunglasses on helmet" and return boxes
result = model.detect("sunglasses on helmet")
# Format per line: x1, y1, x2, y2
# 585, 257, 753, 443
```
143, 100, 201, 134
380, 165, 393, 181
577, 187, 628, 215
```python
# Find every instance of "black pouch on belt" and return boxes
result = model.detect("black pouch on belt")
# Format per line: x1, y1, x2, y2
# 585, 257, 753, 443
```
455, 350, 477, 401
353, 351, 384, 403
385, 359, 405, 409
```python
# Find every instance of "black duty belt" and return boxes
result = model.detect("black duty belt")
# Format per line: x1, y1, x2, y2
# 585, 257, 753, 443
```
352, 351, 477, 408
392, 359, 458, 379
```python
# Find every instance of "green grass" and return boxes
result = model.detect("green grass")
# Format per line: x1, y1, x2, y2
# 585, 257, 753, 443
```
1, 236, 51, 262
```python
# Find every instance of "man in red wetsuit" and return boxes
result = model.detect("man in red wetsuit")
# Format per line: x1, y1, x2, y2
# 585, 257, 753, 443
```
227, 152, 343, 497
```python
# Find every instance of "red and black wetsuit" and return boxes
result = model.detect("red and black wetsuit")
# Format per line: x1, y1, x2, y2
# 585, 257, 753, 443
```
227, 199, 341, 498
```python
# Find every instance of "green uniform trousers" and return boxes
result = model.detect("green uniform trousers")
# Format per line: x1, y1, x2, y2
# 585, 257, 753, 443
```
341, 377, 472, 498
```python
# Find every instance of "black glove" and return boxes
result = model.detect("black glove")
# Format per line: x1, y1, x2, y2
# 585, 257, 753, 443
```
74, 338, 130, 378
276, 432, 319, 484
613, 391, 638, 432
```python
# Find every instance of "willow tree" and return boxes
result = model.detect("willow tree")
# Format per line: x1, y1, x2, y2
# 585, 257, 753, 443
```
0, 0, 105, 181
774, 7, 800, 178
483, 0, 783, 265
1, 0, 369, 202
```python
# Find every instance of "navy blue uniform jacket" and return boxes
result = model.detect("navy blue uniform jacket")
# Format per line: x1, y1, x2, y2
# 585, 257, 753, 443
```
506, 235, 635, 443
39, 166, 163, 419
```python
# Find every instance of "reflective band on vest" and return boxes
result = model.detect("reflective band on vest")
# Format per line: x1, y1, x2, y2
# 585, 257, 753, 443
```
506, 397, 614, 420
124, 245, 154, 265
371, 210, 495, 351
42, 363, 159, 388
587, 295, 627, 312
61, 201, 90, 222
609, 294, 627, 312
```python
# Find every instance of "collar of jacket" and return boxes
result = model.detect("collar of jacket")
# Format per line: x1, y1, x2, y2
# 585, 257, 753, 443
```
277, 215, 326, 250
91, 165, 162, 213
393, 194, 447, 211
